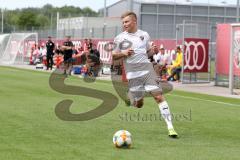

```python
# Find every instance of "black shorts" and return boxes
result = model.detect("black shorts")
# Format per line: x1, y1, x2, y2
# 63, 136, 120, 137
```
64, 57, 73, 63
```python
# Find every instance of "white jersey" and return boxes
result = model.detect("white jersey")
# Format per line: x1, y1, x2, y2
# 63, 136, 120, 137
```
159, 53, 171, 65
114, 29, 151, 79
153, 53, 161, 63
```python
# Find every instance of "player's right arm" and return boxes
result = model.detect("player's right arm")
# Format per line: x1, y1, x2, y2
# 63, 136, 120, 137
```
112, 49, 133, 60
112, 35, 133, 60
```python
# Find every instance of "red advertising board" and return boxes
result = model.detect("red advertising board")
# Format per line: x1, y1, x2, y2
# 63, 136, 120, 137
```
216, 24, 240, 76
231, 26, 240, 76
39, 39, 113, 64
184, 38, 209, 73
39, 38, 179, 65
216, 24, 231, 75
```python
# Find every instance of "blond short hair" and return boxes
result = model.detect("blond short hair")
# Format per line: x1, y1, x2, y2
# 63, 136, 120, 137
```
121, 11, 137, 20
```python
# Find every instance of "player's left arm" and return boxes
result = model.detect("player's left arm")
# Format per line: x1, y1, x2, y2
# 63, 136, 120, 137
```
147, 44, 158, 58
145, 33, 155, 57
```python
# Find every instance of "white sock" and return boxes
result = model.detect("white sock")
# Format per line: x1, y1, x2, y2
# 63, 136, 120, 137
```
159, 101, 174, 130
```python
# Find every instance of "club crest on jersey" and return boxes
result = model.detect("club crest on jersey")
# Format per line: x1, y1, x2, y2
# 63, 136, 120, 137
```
140, 36, 144, 41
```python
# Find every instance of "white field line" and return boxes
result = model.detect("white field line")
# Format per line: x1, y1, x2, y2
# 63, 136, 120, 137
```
81, 79, 240, 107
168, 94, 240, 107
93, 81, 240, 107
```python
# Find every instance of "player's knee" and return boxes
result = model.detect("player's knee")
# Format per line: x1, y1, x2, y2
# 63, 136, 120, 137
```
154, 94, 164, 103
135, 99, 144, 108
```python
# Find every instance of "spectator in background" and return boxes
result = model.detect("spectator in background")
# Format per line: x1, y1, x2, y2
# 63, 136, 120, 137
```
62, 35, 74, 76
152, 44, 161, 64
38, 44, 45, 63
88, 39, 93, 50
72, 40, 101, 76
46, 36, 55, 70
158, 47, 171, 80
54, 45, 64, 69
83, 38, 89, 52
76, 46, 83, 55
89, 43, 100, 58
32, 45, 40, 65
41, 45, 47, 66
148, 50, 154, 63
151, 44, 161, 76
86, 43, 101, 77
29, 45, 35, 65
167, 46, 183, 82
54, 45, 63, 55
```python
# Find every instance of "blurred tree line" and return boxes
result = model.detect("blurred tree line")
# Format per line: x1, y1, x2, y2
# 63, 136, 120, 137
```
0, 4, 99, 32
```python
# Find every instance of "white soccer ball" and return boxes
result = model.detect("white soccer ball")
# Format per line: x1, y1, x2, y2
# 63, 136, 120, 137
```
113, 130, 132, 148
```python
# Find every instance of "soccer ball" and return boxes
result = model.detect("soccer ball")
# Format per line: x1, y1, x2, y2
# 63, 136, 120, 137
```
113, 130, 132, 148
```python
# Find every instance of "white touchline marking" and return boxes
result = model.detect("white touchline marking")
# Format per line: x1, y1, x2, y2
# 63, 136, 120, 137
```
74, 79, 240, 107
168, 94, 240, 107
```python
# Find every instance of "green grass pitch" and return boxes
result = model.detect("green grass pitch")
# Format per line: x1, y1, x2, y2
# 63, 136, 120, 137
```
0, 66, 240, 160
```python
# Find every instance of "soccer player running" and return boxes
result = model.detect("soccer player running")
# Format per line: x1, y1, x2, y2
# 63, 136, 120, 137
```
112, 11, 178, 138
